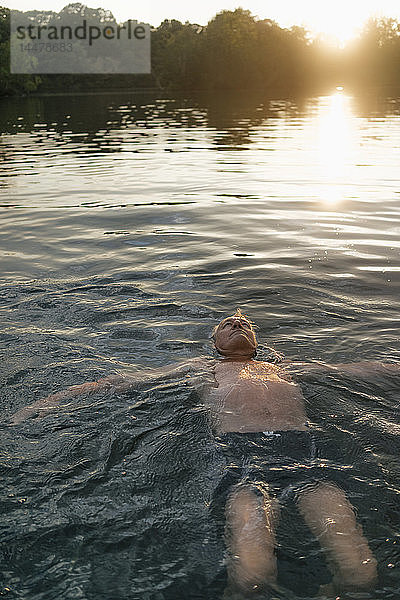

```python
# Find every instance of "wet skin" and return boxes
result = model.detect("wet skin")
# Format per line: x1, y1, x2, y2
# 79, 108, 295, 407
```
209, 316, 308, 434
210, 315, 377, 596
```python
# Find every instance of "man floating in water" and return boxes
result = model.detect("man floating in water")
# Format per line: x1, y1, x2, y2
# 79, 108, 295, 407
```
12, 309, 387, 597
206, 310, 378, 597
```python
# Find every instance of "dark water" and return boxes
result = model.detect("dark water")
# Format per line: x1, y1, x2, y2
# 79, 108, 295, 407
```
1, 89, 400, 599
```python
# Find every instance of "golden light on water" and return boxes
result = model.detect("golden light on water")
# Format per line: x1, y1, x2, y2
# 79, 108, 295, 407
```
317, 89, 357, 206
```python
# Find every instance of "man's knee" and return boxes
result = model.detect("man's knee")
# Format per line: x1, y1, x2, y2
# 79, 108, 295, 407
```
226, 484, 278, 532
297, 481, 356, 526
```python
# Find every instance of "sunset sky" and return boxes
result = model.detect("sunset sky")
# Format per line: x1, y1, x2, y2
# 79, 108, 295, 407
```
5, 0, 400, 46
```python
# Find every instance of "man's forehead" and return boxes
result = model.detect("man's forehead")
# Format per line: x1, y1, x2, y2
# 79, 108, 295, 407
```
218, 315, 252, 327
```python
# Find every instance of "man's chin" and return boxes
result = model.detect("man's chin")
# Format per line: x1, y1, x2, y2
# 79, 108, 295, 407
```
218, 343, 255, 356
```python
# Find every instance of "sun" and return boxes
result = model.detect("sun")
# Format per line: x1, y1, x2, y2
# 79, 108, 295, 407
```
302, 3, 370, 48
314, 19, 362, 48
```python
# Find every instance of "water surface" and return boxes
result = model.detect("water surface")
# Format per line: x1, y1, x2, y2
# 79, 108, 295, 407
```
1, 89, 400, 599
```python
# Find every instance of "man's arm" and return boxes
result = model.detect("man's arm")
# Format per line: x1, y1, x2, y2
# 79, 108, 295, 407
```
330, 361, 400, 377
285, 360, 400, 378
9, 374, 127, 425
9, 357, 212, 425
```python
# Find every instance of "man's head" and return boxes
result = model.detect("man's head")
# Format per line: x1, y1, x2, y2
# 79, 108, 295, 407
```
213, 308, 257, 359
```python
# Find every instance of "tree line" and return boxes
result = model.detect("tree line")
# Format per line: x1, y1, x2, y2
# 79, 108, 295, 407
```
1, 3, 400, 96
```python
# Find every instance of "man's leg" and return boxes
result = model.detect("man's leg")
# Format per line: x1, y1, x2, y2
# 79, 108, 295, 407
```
224, 484, 279, 595
297, 481, 377, 592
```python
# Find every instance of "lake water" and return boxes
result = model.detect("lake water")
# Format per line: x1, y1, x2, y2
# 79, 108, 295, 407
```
1, 88, 400, 599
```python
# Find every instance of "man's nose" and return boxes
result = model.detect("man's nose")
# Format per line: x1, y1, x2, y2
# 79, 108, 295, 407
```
232, 319, 242, 328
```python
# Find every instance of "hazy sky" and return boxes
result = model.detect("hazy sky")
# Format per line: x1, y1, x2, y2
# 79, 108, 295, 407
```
6, 0, 400, 44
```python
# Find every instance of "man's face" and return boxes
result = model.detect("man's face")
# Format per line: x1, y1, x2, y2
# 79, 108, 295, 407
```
214, 315, 257, 358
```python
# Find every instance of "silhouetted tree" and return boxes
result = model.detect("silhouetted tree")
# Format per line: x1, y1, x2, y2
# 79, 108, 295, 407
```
152, 19, 203, 89
0, 6, 41, 95
343, 17, 400, 89
2, 5, 400, 96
